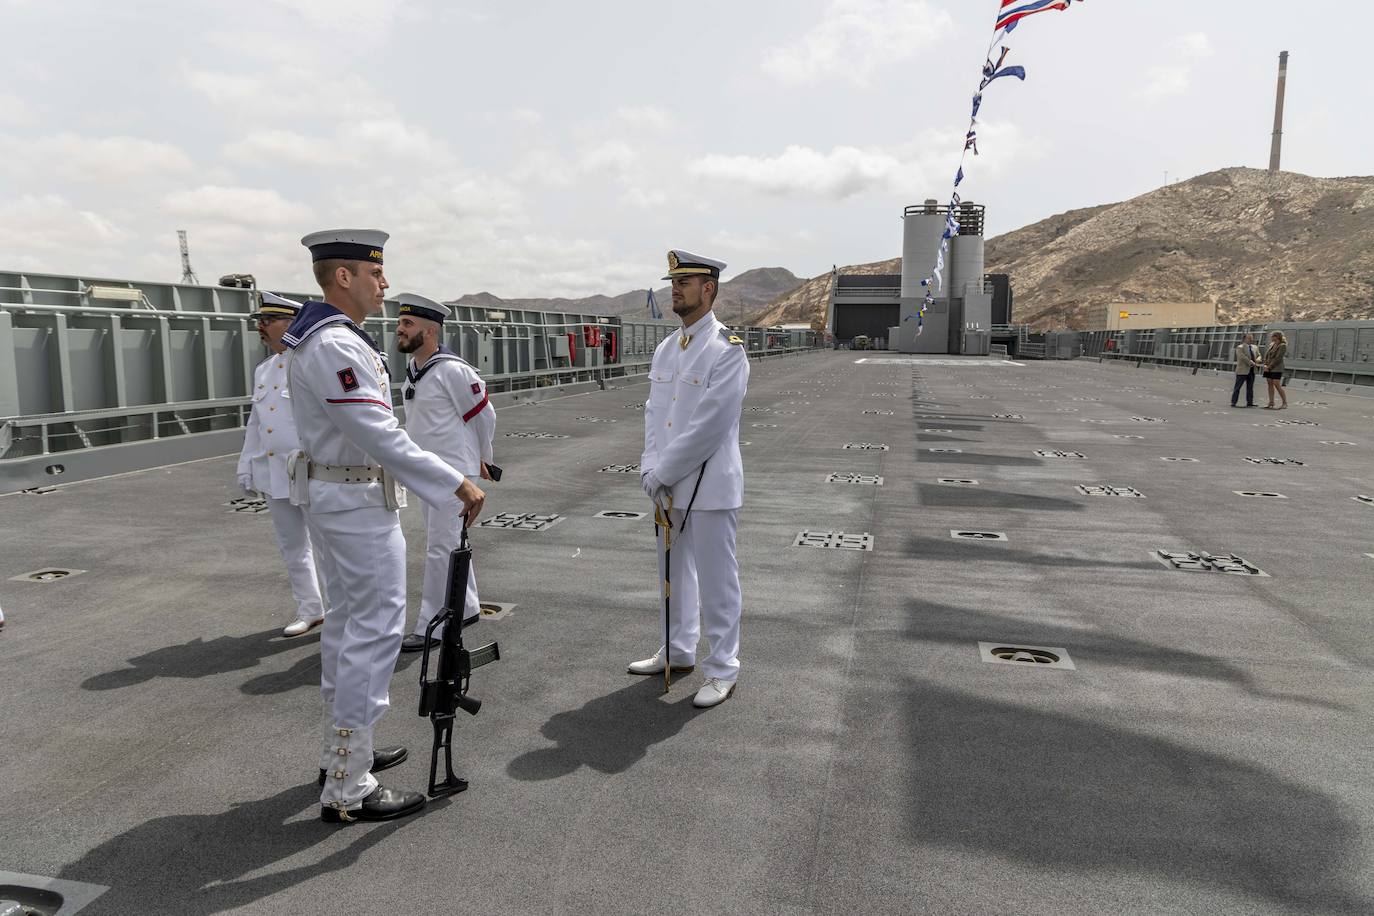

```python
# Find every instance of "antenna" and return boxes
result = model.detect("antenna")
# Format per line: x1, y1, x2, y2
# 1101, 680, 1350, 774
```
1268, 51, 1289, 173
178, 230, 200, 285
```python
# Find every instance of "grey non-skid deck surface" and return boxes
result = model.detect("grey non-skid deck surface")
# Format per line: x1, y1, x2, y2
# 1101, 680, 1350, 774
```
2, 353, 1372, 915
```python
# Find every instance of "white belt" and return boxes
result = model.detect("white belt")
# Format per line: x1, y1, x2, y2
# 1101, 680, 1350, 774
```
308, 462, 383, 484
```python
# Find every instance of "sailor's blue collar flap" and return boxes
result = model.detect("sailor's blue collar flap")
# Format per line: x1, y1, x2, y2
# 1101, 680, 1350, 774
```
283, 301, 383, 353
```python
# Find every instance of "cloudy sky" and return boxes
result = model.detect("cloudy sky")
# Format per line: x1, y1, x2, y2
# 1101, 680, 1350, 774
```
1, 0, 1368, 299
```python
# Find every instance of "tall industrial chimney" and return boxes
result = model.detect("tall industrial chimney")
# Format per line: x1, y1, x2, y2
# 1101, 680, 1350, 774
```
1268, 51, 1289, 173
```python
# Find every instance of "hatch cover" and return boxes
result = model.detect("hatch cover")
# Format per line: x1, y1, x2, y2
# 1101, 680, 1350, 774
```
978, 643, 1075, 670
792, 531, 874, 551
477, 513, 565, 532
1076, 485, 1144, 498
10, 568, 88, 583
1153, 550, 1268, 576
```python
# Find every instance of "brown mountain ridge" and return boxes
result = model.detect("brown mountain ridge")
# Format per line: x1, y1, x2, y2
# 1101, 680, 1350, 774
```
744, 167, 1374, 330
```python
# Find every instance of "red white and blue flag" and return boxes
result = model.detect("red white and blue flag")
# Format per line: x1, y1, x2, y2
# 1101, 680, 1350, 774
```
995, 0, 1081, 34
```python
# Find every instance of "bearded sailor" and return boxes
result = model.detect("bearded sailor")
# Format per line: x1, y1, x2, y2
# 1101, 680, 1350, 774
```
236, 291, 330, 638
284, 229, 485, 823
631, 249, 750, 709
394, 292, 496, 653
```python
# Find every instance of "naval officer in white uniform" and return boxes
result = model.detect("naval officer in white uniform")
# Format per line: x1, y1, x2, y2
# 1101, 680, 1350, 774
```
394, 293, 496, 652
236, 292, 330, 638
632, 249, 750, 709
284, 229, 485, 823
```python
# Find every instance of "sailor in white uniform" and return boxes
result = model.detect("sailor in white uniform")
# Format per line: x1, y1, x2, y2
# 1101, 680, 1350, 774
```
631, 250, 750, 709
284, 229, 485, 823
236, 292, 330, 638
393, 293, 496, 653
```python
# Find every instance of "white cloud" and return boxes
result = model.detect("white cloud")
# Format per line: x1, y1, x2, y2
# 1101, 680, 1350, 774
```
181, 63, 393, 122
0, 90, 35, 126
616, 105, 671, 132
709, 230, 778, 252
0, 194, 129, 247
162, 186, 314, 226
0, 133, 193, 183
339, 119, 450, 164
689, 144, 914, 198
580, 140, 639, 173
266, 0, 412, 32
508, 108, 544, 126
1136, 32, 1213, 103
762, 0, 952, 87
223, 129, 352, 168
1170, 32, 1213, 57
509, 148, 575, 187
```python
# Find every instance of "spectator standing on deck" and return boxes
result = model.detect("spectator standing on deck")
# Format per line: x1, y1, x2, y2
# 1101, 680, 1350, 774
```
284, 228, 484, 823
1261, 330, 1289, 409
632, 249, 749, 710
394, 292, 496, 653
237, 291, 331, 637
1230, 332, 1262, 408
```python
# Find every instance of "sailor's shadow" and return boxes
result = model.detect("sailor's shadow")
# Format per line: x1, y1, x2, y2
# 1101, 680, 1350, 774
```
239, 638, 422, 695
82, 629, 314, 691
904, 534, 1157, 570
902, 598, 1348, 712
58, 784, 410, 915
914, 451, 1044, 467
506, 678, 698, 781
898, 681, 1371, 912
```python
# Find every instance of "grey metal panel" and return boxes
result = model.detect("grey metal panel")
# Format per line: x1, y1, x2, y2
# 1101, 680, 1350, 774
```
1316, 328, 1334, 360
121, 327, 159, 406
13, 326, 54, 414
208, 328, 242, 398
66, 327, 111, 411
0, 310, 19, 416
168, 329, 205, 401
1297, 329, 1314, 359
1336, 328, 1355, 363
1358, 328, 1374, 365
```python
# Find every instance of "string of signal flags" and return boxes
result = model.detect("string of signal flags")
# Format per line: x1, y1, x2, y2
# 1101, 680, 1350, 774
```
909, 0, 1086, 334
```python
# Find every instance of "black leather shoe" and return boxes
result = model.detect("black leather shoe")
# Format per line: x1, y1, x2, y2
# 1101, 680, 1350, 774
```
320, 784, 426, 823
401, 633, 438, 653
318, 744, 408, 786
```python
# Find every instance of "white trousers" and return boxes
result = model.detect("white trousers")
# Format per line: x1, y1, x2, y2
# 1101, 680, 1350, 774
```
309, 505, 407, 805
266, 497, 327, 622
656, 507, 742, 681
414, 494, 480, 636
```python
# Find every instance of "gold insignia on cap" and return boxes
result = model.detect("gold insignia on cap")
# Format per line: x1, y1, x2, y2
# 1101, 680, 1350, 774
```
667, 250, 680, 270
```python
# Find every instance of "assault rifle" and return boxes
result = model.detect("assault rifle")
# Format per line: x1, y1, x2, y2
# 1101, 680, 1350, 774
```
417, 526, 500, 797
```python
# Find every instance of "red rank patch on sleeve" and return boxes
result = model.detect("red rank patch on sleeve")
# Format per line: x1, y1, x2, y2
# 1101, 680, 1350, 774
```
337, 367, 360, 392
471, 382, 482, 395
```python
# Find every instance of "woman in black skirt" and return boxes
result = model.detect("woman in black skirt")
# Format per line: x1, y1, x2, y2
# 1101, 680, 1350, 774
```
1261, 330, 1288, 409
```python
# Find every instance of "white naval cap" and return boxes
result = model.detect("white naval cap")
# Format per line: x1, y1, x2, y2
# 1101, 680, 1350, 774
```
300, 228, 389, 263
663, 249, 726, 280
396, 292, 450, 324
252, 290, 303, 319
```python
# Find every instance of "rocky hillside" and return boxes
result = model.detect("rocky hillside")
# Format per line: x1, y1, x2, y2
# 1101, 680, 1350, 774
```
744, 167, 1374, 330
986, 168, 1374, 328
450, 267, 802, 322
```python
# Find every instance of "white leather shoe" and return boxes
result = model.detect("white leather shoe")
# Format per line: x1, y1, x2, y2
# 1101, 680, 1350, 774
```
627, 647, 695, 676
692, 677, 736, 708
284, 616, 325, 638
